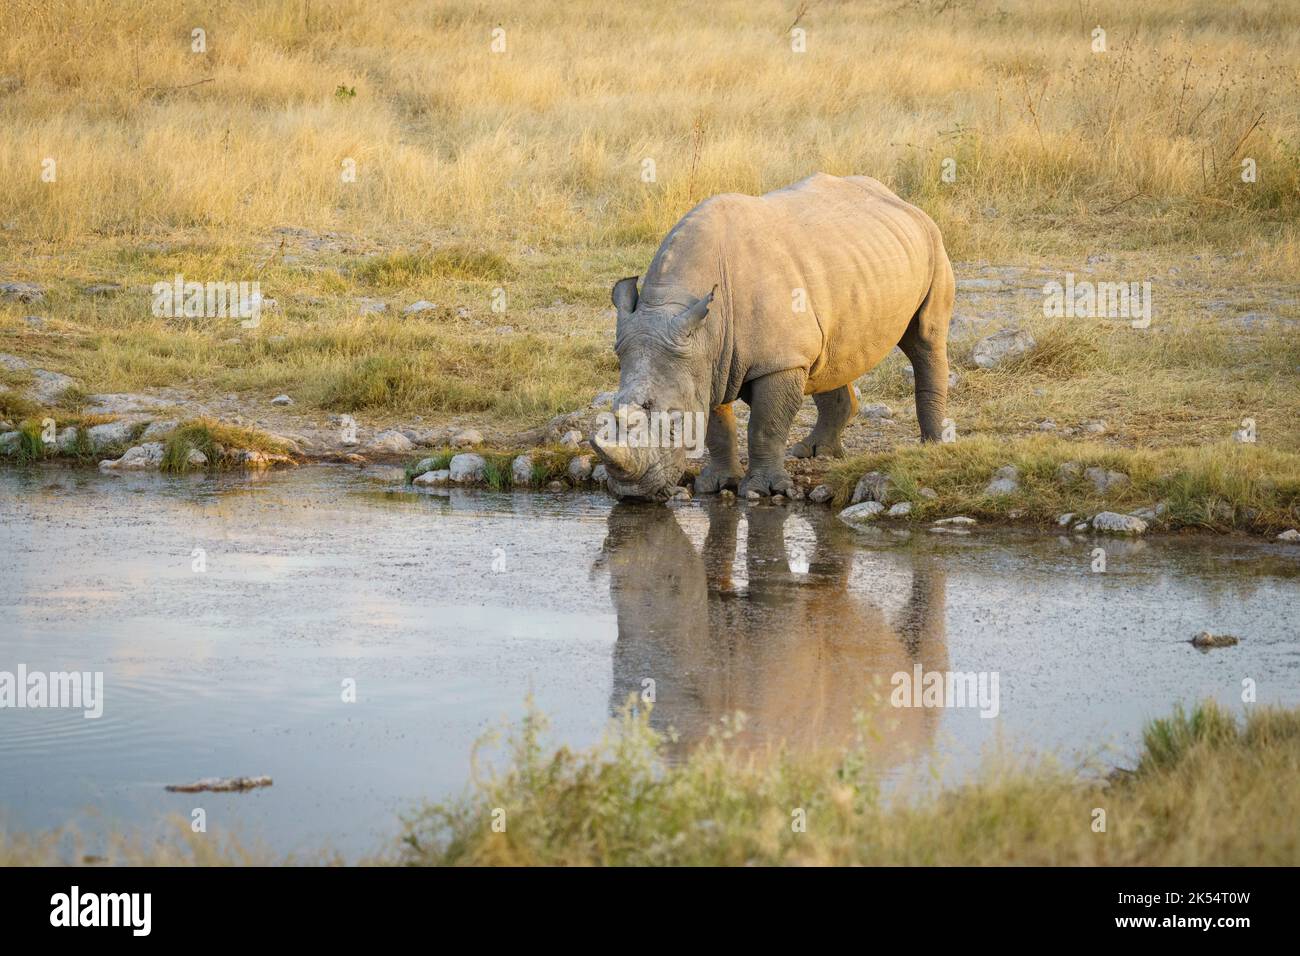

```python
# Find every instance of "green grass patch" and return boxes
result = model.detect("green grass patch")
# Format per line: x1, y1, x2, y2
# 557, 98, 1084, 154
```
405, 449, 454, 482
481, 453, 516, 491
828, 436, 1300, 534
161, 417, 292, 473
14, 419, 48, 463
395, 699, 1300, 866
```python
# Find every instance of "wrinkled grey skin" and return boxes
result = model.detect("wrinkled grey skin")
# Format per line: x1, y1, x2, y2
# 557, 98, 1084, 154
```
591, 173, 954, 500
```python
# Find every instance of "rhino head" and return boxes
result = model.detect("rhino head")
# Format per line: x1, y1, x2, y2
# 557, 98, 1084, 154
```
591, 275, 716, 501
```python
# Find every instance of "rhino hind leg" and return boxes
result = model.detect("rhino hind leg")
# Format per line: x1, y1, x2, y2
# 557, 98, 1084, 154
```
900, 252, 955, 442
739, 368, 806, 497
694, 404, 745, 494
790, 384, 857, 459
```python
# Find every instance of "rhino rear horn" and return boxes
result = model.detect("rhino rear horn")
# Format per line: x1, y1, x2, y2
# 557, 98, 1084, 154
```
669, 285, 716, 338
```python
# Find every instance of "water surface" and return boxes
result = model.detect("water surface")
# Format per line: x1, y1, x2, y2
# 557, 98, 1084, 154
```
1, 465, 1296, 858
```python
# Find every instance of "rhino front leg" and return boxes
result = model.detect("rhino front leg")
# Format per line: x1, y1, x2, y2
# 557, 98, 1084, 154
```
739, 368, 806, 497
694, 404, 744, 494
790, 384, 857, 458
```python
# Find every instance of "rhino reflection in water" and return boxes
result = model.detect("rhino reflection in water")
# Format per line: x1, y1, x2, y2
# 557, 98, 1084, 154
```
600, 501, 949, 762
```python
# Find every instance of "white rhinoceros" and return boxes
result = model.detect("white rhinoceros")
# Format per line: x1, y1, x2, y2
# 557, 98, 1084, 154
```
591, 172, 954, 500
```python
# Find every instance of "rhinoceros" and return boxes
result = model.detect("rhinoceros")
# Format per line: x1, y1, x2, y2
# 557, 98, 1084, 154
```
591, 172, 954, 500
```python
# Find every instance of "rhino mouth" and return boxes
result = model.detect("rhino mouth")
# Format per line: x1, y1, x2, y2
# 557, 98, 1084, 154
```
591, 435, 683, 501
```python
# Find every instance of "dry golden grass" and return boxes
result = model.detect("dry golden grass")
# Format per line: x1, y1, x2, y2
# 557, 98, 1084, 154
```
0, 0, 1296, 441
1, 0, 1296, 250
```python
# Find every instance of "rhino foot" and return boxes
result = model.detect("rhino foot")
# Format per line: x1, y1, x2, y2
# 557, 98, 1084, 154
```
739, 468, 794, 498
694, 464, 743, 494
789, 439, 845, 459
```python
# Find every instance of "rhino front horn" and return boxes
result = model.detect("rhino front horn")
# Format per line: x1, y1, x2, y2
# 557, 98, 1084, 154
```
591, 435, 637, 477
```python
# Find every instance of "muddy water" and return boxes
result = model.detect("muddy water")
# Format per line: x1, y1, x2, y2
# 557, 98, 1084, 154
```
1, 466, 1297, 858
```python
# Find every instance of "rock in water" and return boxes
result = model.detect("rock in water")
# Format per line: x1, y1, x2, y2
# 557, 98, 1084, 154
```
1090, 511, 1147, 535
512, 455, 533, 485
1189, 631, 1239, 650
839, 501, 885, 527
99, 443, 166, 471
165, 776, 273, 793
568, 455, 594, 482
449, 453, 486, 482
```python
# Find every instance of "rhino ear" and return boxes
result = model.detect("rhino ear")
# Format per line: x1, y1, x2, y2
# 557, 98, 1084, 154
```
612, 276, 639, 316
669, 285, 717, 339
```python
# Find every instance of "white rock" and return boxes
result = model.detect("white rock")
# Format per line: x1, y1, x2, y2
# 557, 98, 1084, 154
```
0, 282, 43, 302
55, 427, 79, 453
1082, 419, 1108, 434
933, 516, 977, 526
560, 429, 583, 448
0, 431, 20, 454
99, 442, 165, 471
860, 402, 893, 420
1056, 513, 1075, 527
1276, 529, 1300, 543
850, 471, 892, 504
369, 430, 414, 454
919, 487, 939, 499
451, 429, 483, 448
984, 464, 1020, 496
28, 368, 77, 403
412, 469, 451, 486
1056, 461, 1083, 482
512, 455, 533, 484
972, 328, 1036, 369
83, 393, 171, 416
1091, 511, 1148, 535
568, 455, 594, 482
449, 453, 487, 482
139, 420, 178, 442
271, 394, 293, 406
592, 463, 607, 483
957, 277, 1004, 291
1085, 467, 1129, 494
887, 502, 913, 517
838, 501, 885, 526
87, 420, 136, 450
809, 484, 834, 504
403, 300, 437, 315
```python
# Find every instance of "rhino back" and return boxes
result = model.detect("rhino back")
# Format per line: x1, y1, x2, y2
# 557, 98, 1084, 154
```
645, 173, 940, 394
